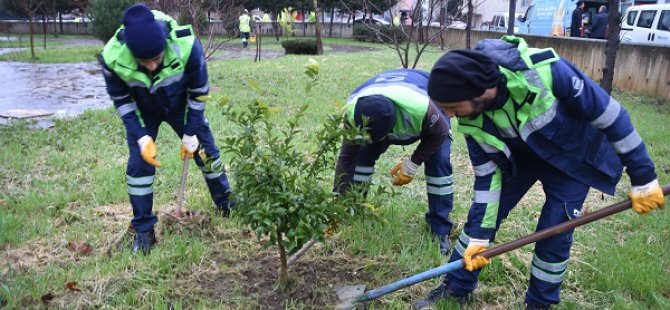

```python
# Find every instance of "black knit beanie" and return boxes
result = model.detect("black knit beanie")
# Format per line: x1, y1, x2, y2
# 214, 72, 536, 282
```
353, 95, 396, 143
123, 4, 166, 59
428, 49, 502, 103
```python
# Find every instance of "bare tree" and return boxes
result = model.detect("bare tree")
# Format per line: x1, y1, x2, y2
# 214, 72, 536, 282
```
313, 0, 324, 54
153, 0, 244, 60
507, 0, 516, 35
601, 0, 621, 94
348, 0, 470, 68
254, 22, 262, 62
465, 0, 472, 48
10, 0, 48, 59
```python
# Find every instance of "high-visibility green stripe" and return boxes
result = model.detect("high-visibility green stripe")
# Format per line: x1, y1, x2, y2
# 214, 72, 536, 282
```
481, 169, 502, 228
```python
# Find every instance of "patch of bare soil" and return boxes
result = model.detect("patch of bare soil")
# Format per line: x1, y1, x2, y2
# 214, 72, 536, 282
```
197, 247, 380, 309
329, 44, 380, 53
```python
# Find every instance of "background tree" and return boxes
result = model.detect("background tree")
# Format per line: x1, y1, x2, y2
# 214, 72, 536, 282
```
89, 0, 136, 43
312, 0, 323, 54
351, 0, 466, 68
9, 0, 48, 59
601, 0, 621, 94
507, 0, 516, 35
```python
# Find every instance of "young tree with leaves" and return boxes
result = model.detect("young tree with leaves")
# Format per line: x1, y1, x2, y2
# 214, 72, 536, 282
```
220, 60, 368, 287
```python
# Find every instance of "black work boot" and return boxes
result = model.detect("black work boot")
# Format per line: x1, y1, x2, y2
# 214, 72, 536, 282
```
439, 234, 452, 256
132, 230, 156, 255
526, 302, 551, 310
216, 199, 235, 217
412, 282, 469, 309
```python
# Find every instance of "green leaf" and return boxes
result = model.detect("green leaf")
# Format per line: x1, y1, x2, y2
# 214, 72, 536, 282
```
248, 79, 261, 90
303, 58, 320, 77
217, 96, 230, 109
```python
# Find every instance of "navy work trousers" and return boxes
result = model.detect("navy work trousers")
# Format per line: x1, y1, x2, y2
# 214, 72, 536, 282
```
126, 108, 231, 233
444, 159, 589, 306
352, 137, 454, 236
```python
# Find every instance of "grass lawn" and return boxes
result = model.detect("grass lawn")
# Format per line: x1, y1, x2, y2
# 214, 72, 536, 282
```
0, 37, 668, 309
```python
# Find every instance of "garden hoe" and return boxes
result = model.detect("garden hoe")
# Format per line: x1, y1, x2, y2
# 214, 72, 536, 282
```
334, 184, 670, 310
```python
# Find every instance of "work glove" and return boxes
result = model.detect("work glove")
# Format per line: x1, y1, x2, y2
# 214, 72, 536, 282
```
138, 135, 161, 167
390, 157, 419, 186
180, 134, 199, 160
463, 238, 490, 272
629, 179, 665, 215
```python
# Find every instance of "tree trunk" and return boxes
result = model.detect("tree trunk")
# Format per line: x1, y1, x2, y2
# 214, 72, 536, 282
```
59, 11, 63, 35
507, 0, 516, 35
29, 17, 36, 59
42, 13, 47, 49
303, 10, 307, 37
255, 23, 262, 62
601, 0, 621, 94
313, 0, 323, 54
466, 0, 473, 48
273, 12, 280, 41
329, 8, 334, 37
276, 230, 289, 288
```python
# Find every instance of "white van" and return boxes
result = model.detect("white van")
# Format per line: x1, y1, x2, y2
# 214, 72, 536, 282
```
620, 4, 670, 46
487, 12, 521, 33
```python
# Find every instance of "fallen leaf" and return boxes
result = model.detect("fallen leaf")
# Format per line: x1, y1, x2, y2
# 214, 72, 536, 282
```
64, 281, 81, 292
66, 241, 93, 256
41, 293, 55, 305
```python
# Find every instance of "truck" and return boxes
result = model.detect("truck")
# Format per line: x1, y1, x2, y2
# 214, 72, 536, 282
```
515, 0, 608, 36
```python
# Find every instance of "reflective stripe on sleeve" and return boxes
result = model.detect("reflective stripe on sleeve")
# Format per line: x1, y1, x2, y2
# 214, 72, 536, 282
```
612, 130, 642, 154
188, 98, 206, 111
591, 98, 621, 129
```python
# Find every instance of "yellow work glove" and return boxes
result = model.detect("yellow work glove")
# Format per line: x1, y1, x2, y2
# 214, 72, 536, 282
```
390, 157, 419, 186
180, 134, 199, 160
629, 179, 665, 215
138, 135, 161, 167
463, 238, 490, 272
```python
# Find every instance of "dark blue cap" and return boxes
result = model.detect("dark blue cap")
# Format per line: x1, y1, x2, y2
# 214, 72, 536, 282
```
122, 4, 166, 59
353, 95, 396, 143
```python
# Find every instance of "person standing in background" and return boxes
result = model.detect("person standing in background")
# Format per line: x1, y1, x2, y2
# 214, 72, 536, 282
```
590, 5, 609, 39
239, 9, 251, 48
570, 1, 585, 37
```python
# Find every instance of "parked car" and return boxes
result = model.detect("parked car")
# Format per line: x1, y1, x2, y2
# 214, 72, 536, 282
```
353, 17, 391, 25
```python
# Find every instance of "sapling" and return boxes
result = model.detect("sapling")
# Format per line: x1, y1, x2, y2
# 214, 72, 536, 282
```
219, 59, 369, 287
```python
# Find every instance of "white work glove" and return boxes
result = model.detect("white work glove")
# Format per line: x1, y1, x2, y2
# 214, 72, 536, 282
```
181, 134, 199, 160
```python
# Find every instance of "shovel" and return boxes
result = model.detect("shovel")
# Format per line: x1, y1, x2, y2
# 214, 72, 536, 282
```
173, 157, 190, 215
167, 156, 200, 221
334, 184, 670, 310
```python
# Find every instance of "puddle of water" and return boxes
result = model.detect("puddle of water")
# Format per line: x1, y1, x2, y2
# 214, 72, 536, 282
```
0, 59, 110, 129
